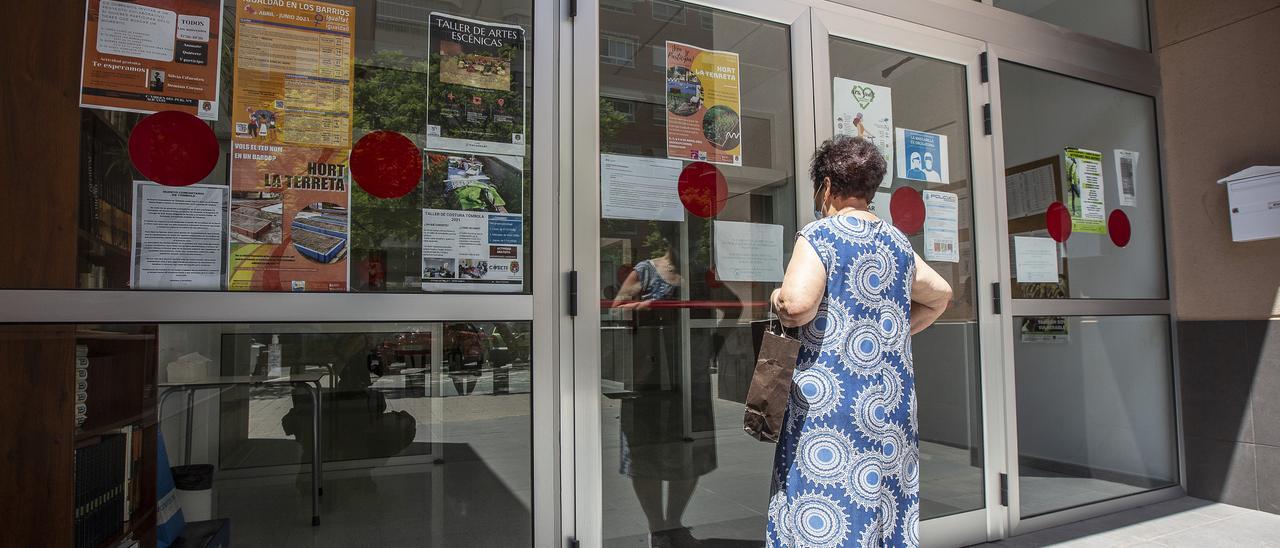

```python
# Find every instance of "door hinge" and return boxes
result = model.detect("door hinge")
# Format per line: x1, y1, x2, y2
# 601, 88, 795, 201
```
979, 51, 989, 84
982, 103, 992, 136
568, 538, 580, 548
568, 0, 577, 18
999, 473, 1009, 507
568, 270, 579, 317
991, 281, 1002, 315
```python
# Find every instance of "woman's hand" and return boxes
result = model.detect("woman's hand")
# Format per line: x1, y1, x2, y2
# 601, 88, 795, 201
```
908, 252, 953, 335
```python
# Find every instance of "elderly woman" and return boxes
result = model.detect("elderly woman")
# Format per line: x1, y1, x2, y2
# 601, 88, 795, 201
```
766, 135, 952, 547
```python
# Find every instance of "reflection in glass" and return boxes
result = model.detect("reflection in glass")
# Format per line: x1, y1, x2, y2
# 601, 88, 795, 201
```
999, 61, 1166, 299
994, 0, 1150, 51
829, 37, 985, 520
158, 322, 531, 545
1012, 315, 1177, 517
599, 1, 796, 544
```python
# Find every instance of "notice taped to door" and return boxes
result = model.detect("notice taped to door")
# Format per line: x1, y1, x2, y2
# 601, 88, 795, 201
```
665, 41, 742, 166
80, 0, 225, 119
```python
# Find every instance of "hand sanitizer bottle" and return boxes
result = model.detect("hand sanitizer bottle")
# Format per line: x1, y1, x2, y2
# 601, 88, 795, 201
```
267, 335, 283, 377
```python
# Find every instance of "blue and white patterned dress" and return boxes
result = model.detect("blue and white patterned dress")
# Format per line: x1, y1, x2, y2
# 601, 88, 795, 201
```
767, 215, 919, 548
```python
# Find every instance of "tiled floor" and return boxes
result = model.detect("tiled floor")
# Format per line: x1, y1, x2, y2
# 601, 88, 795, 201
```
979, 496, 1280, 547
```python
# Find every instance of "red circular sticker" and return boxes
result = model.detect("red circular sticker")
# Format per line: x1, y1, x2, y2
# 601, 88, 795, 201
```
889, 187, 925, 235
1108, 209, 1131, 247
1045, 201, 1073, 243
350, 131, 423, 199
127, 111, 219, 186
677, 161, 728, 218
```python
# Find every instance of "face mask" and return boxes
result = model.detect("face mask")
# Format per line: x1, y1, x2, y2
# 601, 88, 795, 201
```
812, 186, 824, 220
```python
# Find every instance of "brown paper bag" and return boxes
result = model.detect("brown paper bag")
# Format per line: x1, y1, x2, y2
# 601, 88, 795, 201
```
744, 319, 801, 443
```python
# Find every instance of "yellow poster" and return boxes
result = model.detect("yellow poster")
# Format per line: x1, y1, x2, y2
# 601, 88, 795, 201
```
228, 0, 354, 292
665, 41, 742, 166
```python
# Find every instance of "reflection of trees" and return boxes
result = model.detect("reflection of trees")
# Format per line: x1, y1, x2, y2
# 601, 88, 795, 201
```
349, 51, 430, 254
600, 98, 629, 153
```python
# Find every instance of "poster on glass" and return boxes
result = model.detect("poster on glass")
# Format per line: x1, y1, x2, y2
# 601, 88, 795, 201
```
80, 0, 225, 120
896, 128, 948, 184
426, 13, 526, 157
1063, 147, 1106, 234
421, 210, 524, 293
833, 78, 893, 187
665, 41, 742, 166
227, 0, 354, 292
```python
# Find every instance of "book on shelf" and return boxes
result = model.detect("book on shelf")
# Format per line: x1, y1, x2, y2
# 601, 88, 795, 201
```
74, 425, 148, 548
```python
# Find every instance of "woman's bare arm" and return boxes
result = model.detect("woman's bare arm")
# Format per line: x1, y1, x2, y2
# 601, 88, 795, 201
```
612, 270, 646, 310
771, 238, 827, 327
909, 252, 953, 335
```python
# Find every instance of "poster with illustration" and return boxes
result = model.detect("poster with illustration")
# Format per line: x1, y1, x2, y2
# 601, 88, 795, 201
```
421, 209, 524, 293
896, 128, 949, 184
227, 0, 354, 291
1063, 147, 1106, 234
833, 78, 892, 187
80, 0, 224, 120
665, 41, 742, 166
426, 13, 526, 157
423, 151, 524, 213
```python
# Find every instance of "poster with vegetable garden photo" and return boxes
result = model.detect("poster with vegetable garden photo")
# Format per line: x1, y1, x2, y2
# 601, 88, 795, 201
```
665, 41, 742, 166
426, 13, 526, 157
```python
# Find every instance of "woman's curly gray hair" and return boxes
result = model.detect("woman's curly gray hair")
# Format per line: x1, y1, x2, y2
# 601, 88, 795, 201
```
809, 135, 887, 201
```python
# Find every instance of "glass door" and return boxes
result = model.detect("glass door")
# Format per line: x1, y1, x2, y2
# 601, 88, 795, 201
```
571, 0, 812, 545
572, 2, 1003, 546
987, 50, 1181, 535
810, 6, 1002, 545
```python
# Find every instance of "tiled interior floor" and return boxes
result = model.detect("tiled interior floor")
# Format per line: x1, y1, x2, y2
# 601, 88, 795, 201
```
979, 496, 1280, 547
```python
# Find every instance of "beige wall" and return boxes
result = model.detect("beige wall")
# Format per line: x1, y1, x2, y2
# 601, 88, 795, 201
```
1156, 0, 1280, 320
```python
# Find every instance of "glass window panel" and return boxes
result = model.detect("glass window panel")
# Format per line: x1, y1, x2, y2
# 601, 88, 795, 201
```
66, 0, 536, 293
651, 0, 686, 24
14, 320, 532, 545
999, 61, 1167, 299
994, 0, 1150, 51
598, 1, 796, 543
829, 37, 984, 520
1012, 315, 1178, 517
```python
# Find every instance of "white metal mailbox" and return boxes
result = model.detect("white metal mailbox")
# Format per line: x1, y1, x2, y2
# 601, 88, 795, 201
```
1217, 166, 1280, 242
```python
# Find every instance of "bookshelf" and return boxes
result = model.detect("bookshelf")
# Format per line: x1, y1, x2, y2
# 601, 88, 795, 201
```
73, 326, 160, 548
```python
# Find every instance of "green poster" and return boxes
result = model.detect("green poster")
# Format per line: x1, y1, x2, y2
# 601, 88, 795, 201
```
1063, 147, 1106, 234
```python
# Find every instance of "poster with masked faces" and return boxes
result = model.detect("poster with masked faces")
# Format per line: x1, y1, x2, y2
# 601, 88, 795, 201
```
895, 128, 949, 184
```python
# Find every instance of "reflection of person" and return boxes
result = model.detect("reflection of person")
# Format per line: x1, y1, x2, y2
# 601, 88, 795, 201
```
767, 136, 952, 547
281, 334, 417, 465
907, 151, 927, 181
922, 151, 942, 182
611, 226, 716, 547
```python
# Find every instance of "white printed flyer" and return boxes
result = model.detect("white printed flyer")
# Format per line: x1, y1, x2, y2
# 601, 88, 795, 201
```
922, 190, 959, 263
421, 209, 524, 293
130, 181, 229, 289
